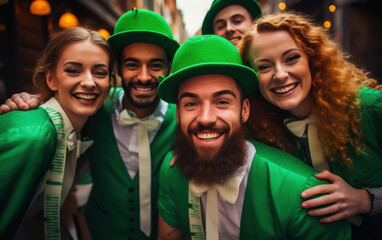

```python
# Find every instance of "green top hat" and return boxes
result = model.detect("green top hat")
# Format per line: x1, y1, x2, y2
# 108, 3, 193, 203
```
158, 35, 258, 103
107, 9, 180, 59
202, 0, 262, 34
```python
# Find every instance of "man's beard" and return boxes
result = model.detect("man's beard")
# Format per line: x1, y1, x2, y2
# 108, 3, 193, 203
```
122, 80, 159, 108
173, 123, 249, 186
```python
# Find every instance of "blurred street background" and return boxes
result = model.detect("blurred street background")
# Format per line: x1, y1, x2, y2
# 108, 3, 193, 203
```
0, 0, 381, 104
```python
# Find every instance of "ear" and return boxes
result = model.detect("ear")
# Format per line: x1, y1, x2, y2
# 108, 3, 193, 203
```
241, 98, 250, 123
45, 70, 58, 91
176, 104, 180, 123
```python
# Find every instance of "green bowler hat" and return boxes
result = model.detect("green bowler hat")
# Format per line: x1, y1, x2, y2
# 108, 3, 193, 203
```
107, 9, 180, 58
158, 35, 258, 103
202, 0, 262, 34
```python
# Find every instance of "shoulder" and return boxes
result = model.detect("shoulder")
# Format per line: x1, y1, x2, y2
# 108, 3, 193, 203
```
358, 87, 382, 108
0, 108, 57, 147
159, 151, 188, 188
250, 140, 317, 179
0, 108, 54, 131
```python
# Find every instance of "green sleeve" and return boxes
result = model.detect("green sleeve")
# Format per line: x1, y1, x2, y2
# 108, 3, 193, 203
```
157, 151, 181, 229
289, 175, 351, 240
0, 110, 57, 239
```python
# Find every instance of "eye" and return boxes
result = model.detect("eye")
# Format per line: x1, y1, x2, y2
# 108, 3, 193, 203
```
214, 22, 226, 31
255, 64, 271, 73
232, 19, 243, 25
125, 62, 138, 70
232, 16, 244, 25
285, 54, 300, 63
94, 70, 108, 77
149, 63, 164, 71
184, 102, 197, 107
217, 99, 229, 105
64, 68, 80, 75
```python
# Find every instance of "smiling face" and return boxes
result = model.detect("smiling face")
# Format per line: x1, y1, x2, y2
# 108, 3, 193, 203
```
46, 40, 110, 130
120, 42, 168, 116
249, 30, 313, 117
213, 5, 253, 47
177, 74, 249, 156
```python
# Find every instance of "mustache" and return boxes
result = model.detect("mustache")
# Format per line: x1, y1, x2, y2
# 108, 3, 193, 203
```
127, 81, 158, 88
187, 124, 229, 135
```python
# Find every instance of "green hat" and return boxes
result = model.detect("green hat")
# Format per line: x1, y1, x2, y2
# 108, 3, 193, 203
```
202, 0, 262, 34
158, 35, 258, 103
107, 9, 180, 59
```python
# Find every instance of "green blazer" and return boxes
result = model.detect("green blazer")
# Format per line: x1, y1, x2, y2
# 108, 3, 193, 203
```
158, 140, 351, 240
85, 91, 177, 240
329, 87, 382, 231
329, 88, 382, 188
0, 108, 56, 239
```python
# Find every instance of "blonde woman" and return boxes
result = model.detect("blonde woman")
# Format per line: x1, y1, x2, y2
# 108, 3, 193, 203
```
0, 27, 114, 239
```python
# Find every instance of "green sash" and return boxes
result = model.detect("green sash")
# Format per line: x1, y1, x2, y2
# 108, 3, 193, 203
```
41, 106, 66, 240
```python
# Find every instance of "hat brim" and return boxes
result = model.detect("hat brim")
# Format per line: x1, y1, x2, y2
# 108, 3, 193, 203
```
202, 0, 262, 34
158, 63, 258, 103
107, 30, 180, 59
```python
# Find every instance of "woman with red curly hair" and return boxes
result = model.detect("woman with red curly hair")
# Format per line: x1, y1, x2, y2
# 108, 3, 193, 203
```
240, 12, 381, 238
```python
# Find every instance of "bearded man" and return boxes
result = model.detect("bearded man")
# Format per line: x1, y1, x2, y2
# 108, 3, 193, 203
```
156, 35, 351, 239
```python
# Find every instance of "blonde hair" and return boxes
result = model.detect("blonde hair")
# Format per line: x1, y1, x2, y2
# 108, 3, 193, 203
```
33, 27, 115, 101
240, 12, 377, 165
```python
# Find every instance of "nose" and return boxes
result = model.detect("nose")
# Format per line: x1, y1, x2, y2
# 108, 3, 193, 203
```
226, 21, 235, 34
81, 71, 96, 88
137, 65, 151, 83
197, 104, 217, 126
273, 64, 289, 81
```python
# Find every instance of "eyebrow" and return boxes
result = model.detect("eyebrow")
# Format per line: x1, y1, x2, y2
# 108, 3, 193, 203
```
254, 48, 300, 65
179, 92, 198, 102
213, 90, 237, 99
178, 89, 237, 102
123, 57, 165, 64
64, 62, 82, 67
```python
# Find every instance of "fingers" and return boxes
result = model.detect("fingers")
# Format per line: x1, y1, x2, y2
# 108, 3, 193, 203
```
0, 104, 11, 114
301, 182, 338, 199
12, 93, 31, 110
313, 170, 342, 183
169, 157, 176, 167
318, 208, 350, 223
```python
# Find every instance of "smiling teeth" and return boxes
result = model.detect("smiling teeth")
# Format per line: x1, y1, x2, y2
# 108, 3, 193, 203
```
197, 132, 220, 140
273, 84, 297, 94
75, 93, 97, 100
136, 87, 153, 91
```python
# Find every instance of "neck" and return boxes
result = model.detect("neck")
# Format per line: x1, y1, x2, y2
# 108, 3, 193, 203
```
123, 96, 159, 119
289, 93, 314, 119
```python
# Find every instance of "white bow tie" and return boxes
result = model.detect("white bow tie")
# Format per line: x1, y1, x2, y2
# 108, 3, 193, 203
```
190, 173, 244, 204
118, 109, 160, 131
284, 114, 315, 138
67, 130, 94, 159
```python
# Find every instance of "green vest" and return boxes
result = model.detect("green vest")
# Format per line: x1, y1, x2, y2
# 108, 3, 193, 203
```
0, 108, 57, 239
85, 90, 177, 240
158, 140, 351, 240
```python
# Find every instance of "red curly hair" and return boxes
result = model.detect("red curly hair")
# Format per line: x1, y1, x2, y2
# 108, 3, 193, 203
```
240, 12, 377, 166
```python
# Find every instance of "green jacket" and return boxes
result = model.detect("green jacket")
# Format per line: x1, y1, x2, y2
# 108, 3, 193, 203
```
85, 91, 177, 240
329, 88, 382, 188
0, 108, 56, 239
158, 140, 351, 239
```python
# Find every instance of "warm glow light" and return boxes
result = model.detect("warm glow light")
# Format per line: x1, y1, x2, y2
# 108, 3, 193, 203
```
98, 29, 111, 39
30, 0, 51, 16
58, 12, 79, 29
279, 2, 286, 10
324, 21, 331, 28
329, 5, 336, 12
